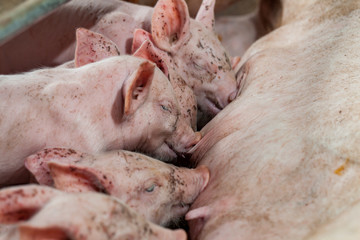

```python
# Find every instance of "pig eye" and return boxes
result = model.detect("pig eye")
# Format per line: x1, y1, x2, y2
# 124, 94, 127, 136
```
161, 104, 172, 113
145, 184, 156, 193
193, 61, 206, 71
161, 105, 169, 111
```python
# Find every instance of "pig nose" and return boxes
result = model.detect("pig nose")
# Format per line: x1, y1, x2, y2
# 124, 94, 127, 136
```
194, 165, 210, 192
185, 132, 202, 152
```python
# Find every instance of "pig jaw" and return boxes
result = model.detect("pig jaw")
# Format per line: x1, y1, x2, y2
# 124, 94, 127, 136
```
158, 124, 202, 162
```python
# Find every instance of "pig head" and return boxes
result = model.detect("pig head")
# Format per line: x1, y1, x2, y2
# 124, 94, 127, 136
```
0, 185, 187, 240
25, 148, 210, 226
74, 27, 201, 160
136, 0, 237, 121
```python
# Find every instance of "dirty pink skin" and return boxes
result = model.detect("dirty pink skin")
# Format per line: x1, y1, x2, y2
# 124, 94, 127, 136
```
79, 23, 198, 137
0, 185, 187, 240
75, 27, 201, 158
132, 33, 198, 130
149, 0, 237, 117
0, 185, 61, 224
24, 148, 210, 226
185, 0, 360, 239
0, 0, 237, 120
0, 37, 194, 186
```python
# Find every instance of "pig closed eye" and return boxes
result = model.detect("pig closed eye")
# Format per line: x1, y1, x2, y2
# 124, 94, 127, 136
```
193, 62, 206, 71
161, 104, 172, 113
145, 184, 156, 193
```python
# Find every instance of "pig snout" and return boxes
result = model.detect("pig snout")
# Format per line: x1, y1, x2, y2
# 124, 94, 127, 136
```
204, 71, 238, 116
166, 119, 202, 156
180, 131, 202, 153
181, 165, 210, 203
216, 70, 238, 105
167, 165, 210, 224
194, 165, 210, 192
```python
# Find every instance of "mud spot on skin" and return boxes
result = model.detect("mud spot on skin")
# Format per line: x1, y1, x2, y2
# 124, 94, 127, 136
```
334, 158, 349, 176
40, 148, 81, 159
168, 168, 177, 195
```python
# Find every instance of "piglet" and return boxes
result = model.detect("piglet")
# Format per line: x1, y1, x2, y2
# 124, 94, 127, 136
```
0, 37, 195, 186
0, 185, 187, 240
25, 148, 210, 226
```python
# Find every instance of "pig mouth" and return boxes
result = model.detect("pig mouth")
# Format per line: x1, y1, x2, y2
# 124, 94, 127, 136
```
164, 141, 189, 159
163, 142, 178, 159
204, 97, 222, 115
172, 201, 191, 215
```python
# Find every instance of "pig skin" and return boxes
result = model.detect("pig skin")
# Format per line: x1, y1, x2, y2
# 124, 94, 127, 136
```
0, 0, 237, 124
0, 185, 187, 240
304, 199, 360, 240
73, 27, 201, 157
187, 1, 360, 240
24, 148, 210, 226
0, 56, 184, 186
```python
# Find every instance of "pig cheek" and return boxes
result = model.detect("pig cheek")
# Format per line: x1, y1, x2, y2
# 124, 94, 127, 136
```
186, 57, 215, 89
124, 187, 144, 211
132, 104, 171, 153
131, 189, 160, 222
153, 108, 178, 147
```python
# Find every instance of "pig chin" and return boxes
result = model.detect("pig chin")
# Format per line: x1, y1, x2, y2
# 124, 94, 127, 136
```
202, 98, 222, 116
151, 143, 177, 162
160, 202, 190, 227
171, 202, 190, 217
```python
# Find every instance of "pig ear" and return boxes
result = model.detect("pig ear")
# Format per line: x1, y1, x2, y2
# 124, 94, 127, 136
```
74, 27, 120, 67
25, 148, 85, 186
151, 0, 191, 52
19, 225, 68, 240
195, 0, 216, 31
133, 37, 169, 76
47, 161, 109, 194
123, 61, 155, 116
132, 28, 153, 53
0, 185, 59, 224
